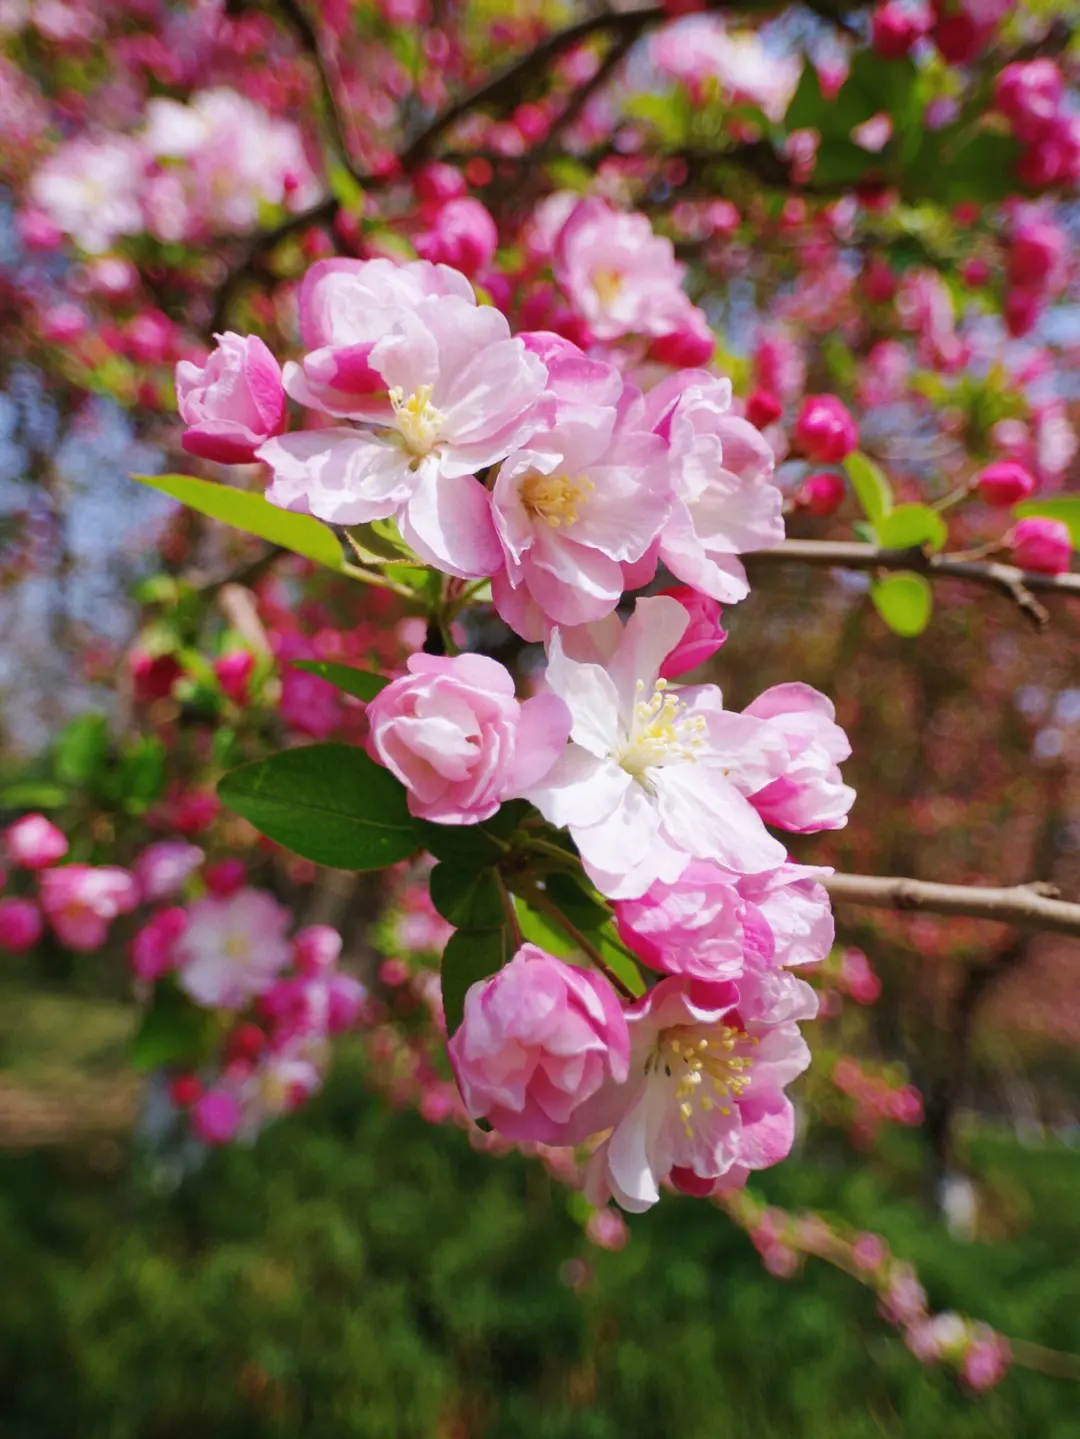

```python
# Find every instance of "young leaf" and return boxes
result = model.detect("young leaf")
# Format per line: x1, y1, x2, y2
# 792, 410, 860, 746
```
291, 660, 389, 702
870, 572, 933, 637
218, 745, 421, 869
876, 503, 947, 553
441, 926, 512, 1036
1014, 498, 1080, 547
429, 865, 506, 929
55, 713, 109, 787
132, 473, 347, 572
844, 453, 894, 527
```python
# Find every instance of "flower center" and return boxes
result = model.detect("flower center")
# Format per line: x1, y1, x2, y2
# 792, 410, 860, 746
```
389, 383, 445, 457
647, 1023, 755, 1137
223, 933, 252, 962
519, 469, 593, 527
592, 267, 624, 306
616, 679, 706, 780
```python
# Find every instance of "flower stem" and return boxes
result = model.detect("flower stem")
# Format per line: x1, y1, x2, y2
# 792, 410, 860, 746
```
517, 884, 637, 1001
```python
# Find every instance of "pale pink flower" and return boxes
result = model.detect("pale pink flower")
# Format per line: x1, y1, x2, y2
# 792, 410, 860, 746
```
259, 261, 549, 578
176, 332, 286, 464
4, 812, 68, 869
133, 842, 204, 902
734, 863, 835, 969
652, 18, 799, 121
553, 197, 697, 341
448, 944, 630, 1144
643, 370, 784, 604
40, 865, 139, 951
525, 596, 788, 899
30, 135, 145, 253
490, 343, 672, 635
366, 652, 570, 824
614, 862, 751, 982
582, 970, 815, 1212
743, 684, 854, 833
176, 888, 293, 1009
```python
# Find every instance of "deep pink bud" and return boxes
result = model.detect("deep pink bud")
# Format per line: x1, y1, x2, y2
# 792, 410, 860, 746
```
134, 842, 204, 901
5, 813, 68, 870
204, 858, 246, 896
130, 649, 181, 703
176, 332, 287, 464
871, 3, 927, 59
130, 906, 188, 981
214, 649, 255, 704
414, 197, 498, 277
645, 310, 715, 368
169, 1073, 203, 1108
414, 161, 467, 206
797, 471, 846, 516
0, 898, 44, 952
1007, 220, 1066, 290
995, 60, 1063, 142
191, 1088, 243, 1145
1004, 287, 1042, 338
976, 460, 1036, 507
17, 208, 64, 252
657, 586, 727, 678
1011, 517, 1071, 574
794, 395, 858, 464
293, 924, 342, 975
745, 389, 783, 429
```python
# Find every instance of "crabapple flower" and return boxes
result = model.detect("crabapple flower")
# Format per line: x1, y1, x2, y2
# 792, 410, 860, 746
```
1010, 516, 1071, 574
175, 888, 293, 1009
39, 865, 139, 951
176, 333, 287, 464
489, 344, 672, 634
30, 135, 145, 253
975, 460, 1035, 507
657, 587, 727, 679
553, 197, 700, 341
130, 907, 188, 982
4, 813, 68, 869
133, 841, 204, 902
796, 471, 846, 516
525, 596, 788, 898
794, 395, 858, 464
643, 370, 784, 605
415, 197, 498, 276
447, 944, 630, 1145
743, 684, 854, 832
366, 652, 570, 824
0, 898, 44, 953
582, 971, 815, 1212
258, 260, 549, 577
192, 1087, 244, 1145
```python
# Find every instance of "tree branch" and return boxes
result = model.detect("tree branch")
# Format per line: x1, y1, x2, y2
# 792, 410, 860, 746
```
747, 539, 1080, 628
824, 874, 1080, 939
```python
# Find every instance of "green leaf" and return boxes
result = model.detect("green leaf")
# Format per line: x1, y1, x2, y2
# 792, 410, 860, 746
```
115, 736, 167, 810
132, 474, 346, 572
876, 504, 948, 553
291, 661, 389, 702
844, 453, 894, 526
1014, 498, 1080, 548
541, 872, 612, 932
441, 926, 512, 1037
54, 714, 109, 788
418, 801, 528, 866
429, 866, 506, 929
0, 782, 68, 809
129, 979, 217, 1070
480, 798, 532, 841
514, 900, 646, 999
218, 745, 421, 869
870, 572, 933, 637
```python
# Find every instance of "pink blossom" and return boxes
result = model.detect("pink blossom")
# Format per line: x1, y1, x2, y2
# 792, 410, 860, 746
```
585, 1208, 630, 1251
553, 197, 697, 341
794, 395, 858, 464
851, 1231, 888, 1272
743, 683, 854, 833
645, 310, 716, 369
415, 197, 498, 277
976, 460, 1035, 507
961, 1331, 1010, 1390
176, 332, 286, 464
652, 18, 800, 120
133, 841, 204, 902
30, 135, 145, 252
16, 207, 64, 251
366, 652, 570, 824
0, 897, 44, 952
205, 858, 246, 897
175, 888, 293, 1009
447, 943, 630, 1144
4, 813, 68, 870
581, 971, 815, 1212
995, 60, 1064, 143
192, 1087, 243, 1145
1010, 516, 1071, 574
1007, 218, 1067, 291
259, 260, 549, 578
797, 471, 846, 516
614, 862, 751, 981
745, 390, 783, 429
735, 863, 835, 969
130, 906, 188, 981
525, 596, 788, 898
40, 865, 139, 951
871, 2, 930, 58
657, 586, 727, 679
293, 925, 342, 975
643, 370, 784, 604
490, 340, 672, 634
215, 649, 255, 703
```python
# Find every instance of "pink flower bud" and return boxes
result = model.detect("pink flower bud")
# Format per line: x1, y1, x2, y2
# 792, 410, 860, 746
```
975, 460, 1036, 507
17, 208, 64, 251
797, 471, 847, 517
0, 898, 44, 952
995, 60, 1063, 142
1011, 516, 1072, 574
448, 945, 630, 1145
657, 586, 727, 679
293, 925, 342, 975
1004, 287, 1042, 338
40, 304, 89, 344
415, 198, 498, 277
4, 813, 68, 870
175, 332, 287, 465
745, 389, 783, 429
192, 1088, 243, 1145
130, 906, 188, 981
794, 395, 858, 464
871, 2, 928, 59
130, 649, 181, 703
169, 1073, 203, 1108
214, 650, 255, 704
1007, 220, 1067, 290
327, 972, 367, 1032
40, 865, 139, 952
414, 161, 467, 207
204, 858, 246, 896
133, 841, 204, 901
645, 310, 715, 368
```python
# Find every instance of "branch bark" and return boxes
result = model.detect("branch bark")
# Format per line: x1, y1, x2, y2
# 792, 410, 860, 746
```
824, 874, 1080, 939
747, 538, 1080, 627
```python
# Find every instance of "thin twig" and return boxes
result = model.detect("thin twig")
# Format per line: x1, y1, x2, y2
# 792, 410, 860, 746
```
520, 885, 638, 1001
824, 874, 1080, 939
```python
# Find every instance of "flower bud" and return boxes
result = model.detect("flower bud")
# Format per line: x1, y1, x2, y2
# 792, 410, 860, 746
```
657, 586, 727, 678
745, 389, 783, 429
975, 460, 1036, 507
794, 395, 858, 464
4, 813, 68, 870
0, 898, 44, 952
1010, 517, 1072, 574
796, 471, 846, 517
175, 332, 287, 465
192, 1088, 243, 1145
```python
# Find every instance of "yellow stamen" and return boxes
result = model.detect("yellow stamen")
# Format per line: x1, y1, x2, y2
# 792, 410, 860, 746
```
519, 469, 593, 528
389, 383, 445, 456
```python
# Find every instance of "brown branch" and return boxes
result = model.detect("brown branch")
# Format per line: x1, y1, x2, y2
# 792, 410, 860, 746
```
538, 28, 639, 156
272, 0, 356, 167
748, 539, 1080, 628
824, 874, 1080, 940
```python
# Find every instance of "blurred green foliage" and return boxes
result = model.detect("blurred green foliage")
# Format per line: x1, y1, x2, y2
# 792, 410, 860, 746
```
1, 1035, 1079, 1439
